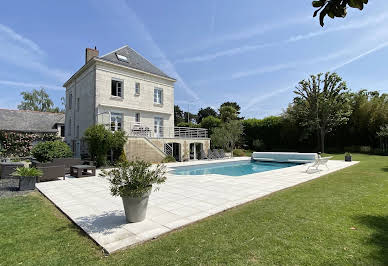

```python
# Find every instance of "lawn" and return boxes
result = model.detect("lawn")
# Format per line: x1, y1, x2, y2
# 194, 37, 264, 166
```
1, 154, 387, 265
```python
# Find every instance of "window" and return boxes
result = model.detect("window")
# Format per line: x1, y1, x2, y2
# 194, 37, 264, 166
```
135, 113, 140, 123
68, 118, 72, 136
77, 98, 80, 112
111, 113, 122, 131
135, 82, 140, 95
60, 125, 65, 137
76, 125, 79, 138
111, 79, 123, 97
154, 117, 164, 137
116, 53, 128, 62
154, 88, 163, 104
69, 93, 72, 109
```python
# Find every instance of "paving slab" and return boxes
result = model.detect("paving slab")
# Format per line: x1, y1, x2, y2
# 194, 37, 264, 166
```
36, 157, 358, 253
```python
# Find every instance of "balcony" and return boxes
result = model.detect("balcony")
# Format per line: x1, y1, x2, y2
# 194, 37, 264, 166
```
128, 122, 208, 139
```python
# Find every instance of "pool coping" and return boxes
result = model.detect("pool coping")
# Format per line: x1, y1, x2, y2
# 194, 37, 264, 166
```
36, 158, 359, 254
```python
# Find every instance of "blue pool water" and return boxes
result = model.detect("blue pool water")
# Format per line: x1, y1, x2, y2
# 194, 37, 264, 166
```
171, 160, 300, 176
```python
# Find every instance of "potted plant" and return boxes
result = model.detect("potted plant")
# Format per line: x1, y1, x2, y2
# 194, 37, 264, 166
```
345, 152, 352, 162
101, 160, 166, 223
12, 167, 43, 191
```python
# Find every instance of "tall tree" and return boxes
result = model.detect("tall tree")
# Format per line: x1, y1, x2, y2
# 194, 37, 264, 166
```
220, 102, 241, 116
219, 106, 238, 122
211, 120, 243, 156
18, 88, 61, 113
288, 72, 352, 153
197, 107, 218, 123
200, 115, 222, 135
174, 105, 185, 125
312, 0, 368, 26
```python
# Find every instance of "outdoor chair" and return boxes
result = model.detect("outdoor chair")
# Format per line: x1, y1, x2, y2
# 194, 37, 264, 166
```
306, 156, 332, 173
218, 149, 226, 159
36, 165, 66, 182
213, 149, 222, 159
208, 150, 215, 160
200, 149, 208, 160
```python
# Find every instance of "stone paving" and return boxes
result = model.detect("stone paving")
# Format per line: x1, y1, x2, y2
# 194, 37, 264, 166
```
36, 157, 358, 253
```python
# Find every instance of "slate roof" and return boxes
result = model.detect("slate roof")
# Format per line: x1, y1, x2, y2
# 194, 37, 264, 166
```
100, 45, 174, 80
0, 109, 65, 133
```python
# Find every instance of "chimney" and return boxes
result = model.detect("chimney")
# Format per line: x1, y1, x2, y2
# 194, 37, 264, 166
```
85, 46, 99, 64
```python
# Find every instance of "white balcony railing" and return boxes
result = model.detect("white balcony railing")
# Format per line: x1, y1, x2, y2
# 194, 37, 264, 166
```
128, 122, 208, 139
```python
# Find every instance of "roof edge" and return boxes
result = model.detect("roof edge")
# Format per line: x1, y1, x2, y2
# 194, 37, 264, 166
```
95, 58, 177, 82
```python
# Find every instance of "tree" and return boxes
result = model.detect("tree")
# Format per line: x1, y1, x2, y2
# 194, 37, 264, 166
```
197, 107, 217, 123
200, 115, 222, 135
312, 0, 368, 26
184, 111, 198, 124
174, 105, 185, 125
220, 102, 242, 117
17, 88, 62, 113
211, 120, 243, 156
83, 124, 113, 166
288, 72, 352, 153
219, 106, 238, 122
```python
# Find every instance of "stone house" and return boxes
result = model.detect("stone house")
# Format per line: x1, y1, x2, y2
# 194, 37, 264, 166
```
64, 45, 210, 161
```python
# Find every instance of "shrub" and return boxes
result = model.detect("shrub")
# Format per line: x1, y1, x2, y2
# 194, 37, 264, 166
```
83, 125, 112, 167
101, 160, 167, 198
12, 167, 43, 178
162, 155, 176, 163
252, 139, 265, 151
200, 116, 222, 135
31, 140, 72, 162
233, 149, 246, 157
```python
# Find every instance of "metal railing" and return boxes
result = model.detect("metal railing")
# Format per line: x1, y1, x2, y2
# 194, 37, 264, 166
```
127, 122, 208, 139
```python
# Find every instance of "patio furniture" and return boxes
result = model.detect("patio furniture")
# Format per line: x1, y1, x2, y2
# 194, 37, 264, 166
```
199, 149, 208, 160
218, 149, 226, 159
207, 150, 215, 160
70, 165, 96, 178
306, 156, 332, 172
37, 165, 66, 182
213, 149, 222, 159
32, 158, 93, 174
0, 162, 24, 179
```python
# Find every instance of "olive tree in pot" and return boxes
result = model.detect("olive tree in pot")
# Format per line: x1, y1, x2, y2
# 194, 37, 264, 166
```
101, 160, 166, 223
12, 167, 43, 191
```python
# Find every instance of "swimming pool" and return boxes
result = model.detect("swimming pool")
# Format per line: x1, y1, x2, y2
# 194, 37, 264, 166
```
171, 160, 301, 176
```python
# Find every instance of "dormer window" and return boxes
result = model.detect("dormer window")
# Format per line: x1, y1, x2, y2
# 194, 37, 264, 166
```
116, 53, 128, 62
111, 79, 123, 97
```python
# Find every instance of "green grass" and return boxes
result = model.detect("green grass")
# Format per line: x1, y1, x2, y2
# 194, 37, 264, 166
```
1, 153, 387, 265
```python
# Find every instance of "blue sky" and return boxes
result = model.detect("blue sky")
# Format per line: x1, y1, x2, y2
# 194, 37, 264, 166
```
1, 1, 388, 118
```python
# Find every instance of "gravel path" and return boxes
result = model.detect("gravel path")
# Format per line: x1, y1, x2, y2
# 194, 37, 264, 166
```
0, 178, 33, 198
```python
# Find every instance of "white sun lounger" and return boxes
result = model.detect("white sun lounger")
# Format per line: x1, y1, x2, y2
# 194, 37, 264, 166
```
306, 156, 333, 172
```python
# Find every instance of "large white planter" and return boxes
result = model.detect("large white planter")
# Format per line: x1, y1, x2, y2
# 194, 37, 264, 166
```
121, 189, 151, 223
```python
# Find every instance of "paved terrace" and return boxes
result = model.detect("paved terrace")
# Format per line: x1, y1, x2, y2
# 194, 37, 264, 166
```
36, 158, 358, 253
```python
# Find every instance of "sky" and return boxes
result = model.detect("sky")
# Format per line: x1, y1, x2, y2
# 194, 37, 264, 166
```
1, 0, 388, 118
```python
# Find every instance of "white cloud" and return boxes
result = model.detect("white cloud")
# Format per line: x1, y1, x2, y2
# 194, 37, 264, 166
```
0, 24, 69, 82
241, 41, 388, 113
92, 0, 200, 102
0, 24, 44, 56
0, 80, 63, 91
176, 11, 388, 64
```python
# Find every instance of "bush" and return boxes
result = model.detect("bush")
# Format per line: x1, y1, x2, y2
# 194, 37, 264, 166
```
252, 139, 265, 151
12, 167, 43, 178
233, 149, 246, 157
162, 156, 176, 163
101, 160, 167, 198
31, 141, 72, 162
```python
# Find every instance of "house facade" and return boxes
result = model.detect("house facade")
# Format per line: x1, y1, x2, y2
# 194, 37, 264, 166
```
64, 45, 209, 161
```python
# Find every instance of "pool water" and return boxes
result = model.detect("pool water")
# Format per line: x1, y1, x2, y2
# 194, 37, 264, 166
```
171, 160, 301, 176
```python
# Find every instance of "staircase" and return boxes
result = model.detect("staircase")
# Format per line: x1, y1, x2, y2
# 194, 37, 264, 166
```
124, 136, 166, 162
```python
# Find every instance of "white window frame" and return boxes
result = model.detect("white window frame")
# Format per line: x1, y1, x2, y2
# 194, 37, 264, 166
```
110, 112, 123, 132
154, 117, 164, 137
154, 88, 163, 104
111, 79, 123, 98
135, 82, 140, 95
